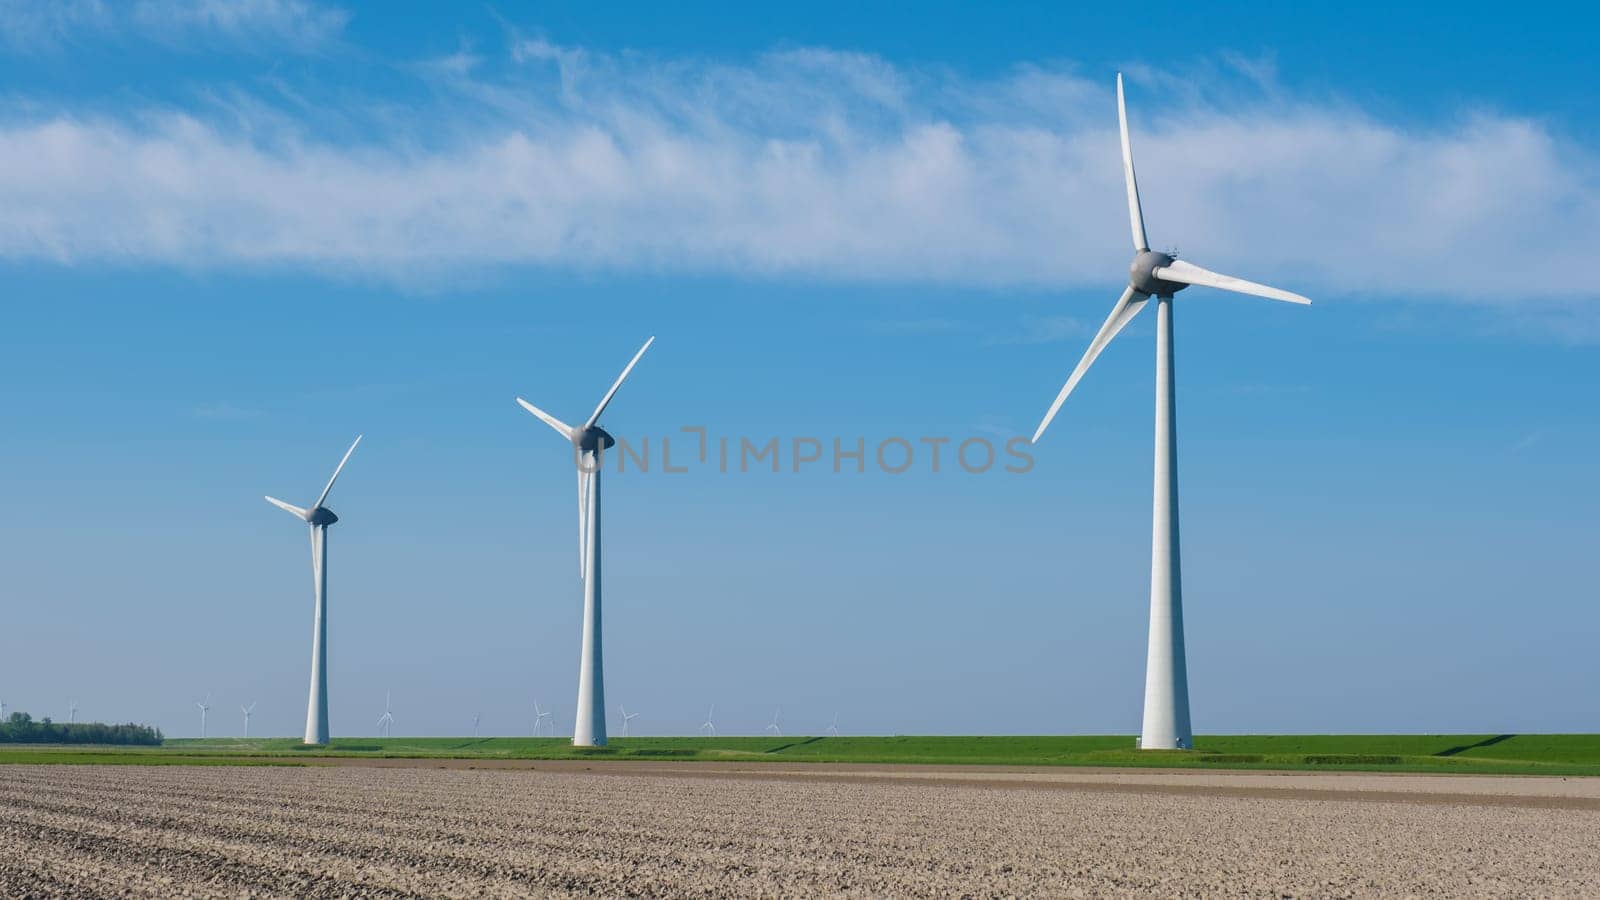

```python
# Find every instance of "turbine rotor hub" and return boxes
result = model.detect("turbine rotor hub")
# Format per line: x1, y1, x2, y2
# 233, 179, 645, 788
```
1129, 250, 1187, 296
307, 507, 338, 527
574, 425, 615, 454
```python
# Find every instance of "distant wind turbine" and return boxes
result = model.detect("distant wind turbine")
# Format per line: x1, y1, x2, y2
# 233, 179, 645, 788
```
517, 337, 655, 747
533, 700, 553, 737
265, 435, 362, 746
195, 695, 210, 738
0, 699, 7, 720
619, 705, 640, 738
825, 713, 840, 738
68, 699, 79, 724
241, 702, 256, 738
1030, 74, 1310, 751
473, 713, 481, 738
377, 691, 394, 738
699, 705, 716, 737
765, 708, 782, 737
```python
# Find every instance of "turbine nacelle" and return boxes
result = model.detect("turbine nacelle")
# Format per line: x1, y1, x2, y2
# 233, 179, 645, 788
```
307, 507, 339, 527
573, 425, 616, 457
1130, 250, 1188, 297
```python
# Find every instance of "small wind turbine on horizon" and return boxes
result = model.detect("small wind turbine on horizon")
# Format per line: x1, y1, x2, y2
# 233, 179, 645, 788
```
473, 713, 481, 738
532, 700, 553, 737
765, 708, 782, 737
619, 705, 640, 738
377, 691, 394, 738
195, 695, 210, 738
516, 337, 655, 748
241, 702, 256, 738
699, 705, 716, 737
265, 435, 362, 746
1030, 74, 1310, 751
68, 699, 79, 724
825, 713, 840, 738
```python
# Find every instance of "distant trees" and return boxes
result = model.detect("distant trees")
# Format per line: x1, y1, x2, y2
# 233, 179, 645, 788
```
0, 711, 162, 745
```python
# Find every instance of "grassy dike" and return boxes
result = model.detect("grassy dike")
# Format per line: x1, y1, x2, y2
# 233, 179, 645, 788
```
3, 734, 1600, 775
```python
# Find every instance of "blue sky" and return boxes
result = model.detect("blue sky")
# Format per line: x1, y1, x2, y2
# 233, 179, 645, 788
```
1, 1, 1596, 739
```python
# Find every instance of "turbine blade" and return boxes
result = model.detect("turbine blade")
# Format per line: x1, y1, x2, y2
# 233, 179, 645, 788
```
264, 496, 310, 520
1118, 73, 1149, 252
1032, 286, 1150, 443
516, 398, 575, 440
314, 435, 362, 510
1153, 259, 1312, 305
583, 336, 655, 430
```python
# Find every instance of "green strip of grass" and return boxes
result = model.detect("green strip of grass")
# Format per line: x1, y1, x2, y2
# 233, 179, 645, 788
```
5, 735, 1598, 776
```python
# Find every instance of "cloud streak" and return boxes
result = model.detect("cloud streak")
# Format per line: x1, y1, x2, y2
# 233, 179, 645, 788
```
0, 0, 347, 50
0, 41, 1595, 313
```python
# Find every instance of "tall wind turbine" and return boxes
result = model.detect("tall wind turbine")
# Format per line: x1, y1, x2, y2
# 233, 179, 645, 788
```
699, 705, 716, 737
195, 695, 209, 738
619, 705, 640, 738
516, 337, 655, 747
265, 435, 362, 746
1031, 74, 1310, 751
241, 702, 256, 738
377, 691, 393, 738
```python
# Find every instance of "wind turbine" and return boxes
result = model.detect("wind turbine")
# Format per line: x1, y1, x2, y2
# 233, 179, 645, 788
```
195, 695, 210, 738
765, 708, 782, 737
619, 705, 640, 738
264, 435, 362, 746
241, 702, 256, 738
1030, 74, 1310, 751
0, 699, 7, 720
699, 705, 716, 737
825, 713, 840, 738
473, 713, 481, 738
516, 337, 655, 747
533, 700, 553, 737
377, 691, 394, 738
68, 699, 79, 724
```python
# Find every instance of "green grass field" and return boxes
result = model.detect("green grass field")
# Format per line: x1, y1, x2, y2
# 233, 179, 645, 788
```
3, 734, 1599, 775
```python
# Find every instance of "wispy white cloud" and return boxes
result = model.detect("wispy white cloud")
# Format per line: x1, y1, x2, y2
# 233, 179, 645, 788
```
0, 0, 346, 50
0, 40, 1596, 326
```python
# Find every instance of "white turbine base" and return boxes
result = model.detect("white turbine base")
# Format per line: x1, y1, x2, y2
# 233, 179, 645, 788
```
1139, 296, 1193, 751
572, 456, 607, 747
304, 523, 331, 745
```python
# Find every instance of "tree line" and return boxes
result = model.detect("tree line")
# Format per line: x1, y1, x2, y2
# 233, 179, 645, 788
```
0, 711, 163, 745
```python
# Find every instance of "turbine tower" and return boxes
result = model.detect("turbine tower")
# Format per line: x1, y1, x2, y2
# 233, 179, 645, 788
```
1031, 74, 1310, 750
195, 695, 210, 738
241, 702, 256, 738
265, 435, 363, 746
516, 337, 655, 747
619, 705, 640, 738
699, 705, 716, 736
